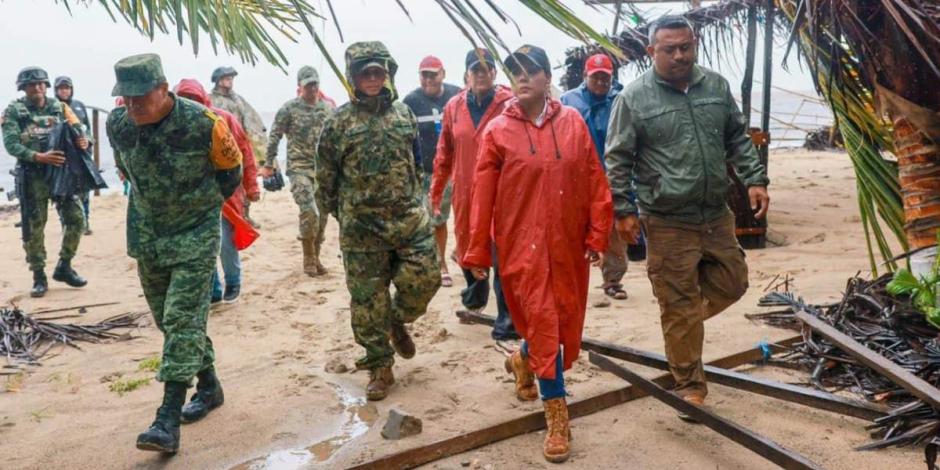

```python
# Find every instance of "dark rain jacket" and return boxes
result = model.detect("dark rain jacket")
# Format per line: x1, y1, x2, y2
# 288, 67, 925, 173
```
605, 65, 769, 224
45, 122, 107, 199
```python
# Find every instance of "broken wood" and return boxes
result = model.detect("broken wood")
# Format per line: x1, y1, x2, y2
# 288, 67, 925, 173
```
589, 352, 824, 470
29, 302, 121, 315
346, 331, 782, 470
795, 310, 940, 410
460, 310, 881, 420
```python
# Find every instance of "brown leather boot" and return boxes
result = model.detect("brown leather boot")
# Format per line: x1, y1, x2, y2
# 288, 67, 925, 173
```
504, 350, 538, 401
301, 238, 319, 277
542, 398, 571, 463
389, 322, 416, 359
366, 366, 395, 401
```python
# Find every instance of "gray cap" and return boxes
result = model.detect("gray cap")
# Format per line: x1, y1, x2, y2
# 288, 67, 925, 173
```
297, 66, 319, 87
111, 53, 167, 97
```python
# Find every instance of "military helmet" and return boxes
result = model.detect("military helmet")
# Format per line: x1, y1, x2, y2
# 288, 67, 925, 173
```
16, 67, 51, 91
211, 66, 238, 84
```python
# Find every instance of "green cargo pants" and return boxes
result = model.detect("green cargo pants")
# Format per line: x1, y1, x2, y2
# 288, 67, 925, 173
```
21, 174, 85, 272
343, 236, 441, 370
138, 257, 216, 384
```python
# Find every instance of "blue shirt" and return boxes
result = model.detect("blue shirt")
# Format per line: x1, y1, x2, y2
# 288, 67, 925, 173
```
559, 81, 623, 168
467, 88, 496, 129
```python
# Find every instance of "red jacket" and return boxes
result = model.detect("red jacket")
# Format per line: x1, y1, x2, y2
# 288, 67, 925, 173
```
463, 98, 612, 379
175, 79, 260, 214
430, 86, 513, 267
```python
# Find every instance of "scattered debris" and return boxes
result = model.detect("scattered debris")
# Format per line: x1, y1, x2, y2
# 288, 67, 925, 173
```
381, 408, 423, 440
0, 308, 147, 365
325, 357, 350, 374
137, 356, 161, 373
108, 377, 152, 396
750, 275, 940, 453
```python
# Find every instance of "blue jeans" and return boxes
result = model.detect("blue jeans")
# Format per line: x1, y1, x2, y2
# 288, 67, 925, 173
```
521, 341, 565, 400
211, 219, 240, 296
460, 247, 518, 340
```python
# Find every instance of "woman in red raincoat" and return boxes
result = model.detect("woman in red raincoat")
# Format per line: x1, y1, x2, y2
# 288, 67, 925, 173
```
462, 45, 612, 463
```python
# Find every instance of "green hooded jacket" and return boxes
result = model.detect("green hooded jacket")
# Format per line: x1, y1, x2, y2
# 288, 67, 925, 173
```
316, 41, 429, 253
605, 65, 769, 224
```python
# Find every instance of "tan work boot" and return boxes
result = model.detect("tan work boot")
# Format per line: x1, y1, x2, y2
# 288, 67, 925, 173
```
677, 392, 705, 423
314, 240, 328, 275
366, 366, 395, 401
504, 350, 538, 401
542, 397, 571, 463
301, 238, 319, 277
389, 322, 416, 359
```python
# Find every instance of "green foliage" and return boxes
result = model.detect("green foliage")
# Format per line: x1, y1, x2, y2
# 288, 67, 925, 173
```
137, 356, 161, 373
887, 234, 940, 327
109, 377, 152, 396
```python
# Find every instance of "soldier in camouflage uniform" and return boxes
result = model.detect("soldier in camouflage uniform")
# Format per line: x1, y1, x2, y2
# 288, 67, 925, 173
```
317, 41, 441, 401
106, 54, 242, 454
266, 66, 333, 276
2, 66, 90, 297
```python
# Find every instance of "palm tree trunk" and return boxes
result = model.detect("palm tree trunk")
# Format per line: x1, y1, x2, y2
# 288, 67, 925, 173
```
893, 116, 940, 249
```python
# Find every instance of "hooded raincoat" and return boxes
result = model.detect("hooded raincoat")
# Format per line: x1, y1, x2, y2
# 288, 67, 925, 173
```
175, 79, 260, 248
462, 98, 613, 378
430, 86, 513, 266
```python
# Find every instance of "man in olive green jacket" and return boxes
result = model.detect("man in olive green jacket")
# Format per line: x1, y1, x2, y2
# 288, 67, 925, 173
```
606, 16, 770, 413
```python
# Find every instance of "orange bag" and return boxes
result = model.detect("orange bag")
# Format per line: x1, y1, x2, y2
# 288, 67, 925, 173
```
222, 200, 260, 250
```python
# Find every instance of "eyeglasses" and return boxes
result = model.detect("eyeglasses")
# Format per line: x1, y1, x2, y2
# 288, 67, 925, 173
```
359, 68, 387, 80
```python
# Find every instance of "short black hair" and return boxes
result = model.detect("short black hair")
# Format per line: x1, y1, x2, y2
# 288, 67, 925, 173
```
648, 15, 694, 45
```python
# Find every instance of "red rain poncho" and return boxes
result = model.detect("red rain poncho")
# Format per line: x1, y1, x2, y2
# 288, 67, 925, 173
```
430, 86, 513, 266
462, 98, 612, 379
175, 79, 260, 250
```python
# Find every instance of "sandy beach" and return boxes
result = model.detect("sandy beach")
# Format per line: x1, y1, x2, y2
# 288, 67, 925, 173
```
0, 149, 920, 469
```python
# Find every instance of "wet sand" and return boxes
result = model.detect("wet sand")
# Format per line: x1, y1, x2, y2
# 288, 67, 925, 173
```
0, 149, 919, 469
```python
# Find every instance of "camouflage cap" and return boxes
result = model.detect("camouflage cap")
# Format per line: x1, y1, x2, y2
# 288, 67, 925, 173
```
345, 41, 398, 79
16, 67, 51, 91
211, 66, 238, 84
112, 53, 167, 97
297, 66, 319, 87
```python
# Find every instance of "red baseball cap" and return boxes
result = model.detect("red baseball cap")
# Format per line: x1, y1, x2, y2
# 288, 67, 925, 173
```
585, 54, 613, 76
419, 55, 444, 73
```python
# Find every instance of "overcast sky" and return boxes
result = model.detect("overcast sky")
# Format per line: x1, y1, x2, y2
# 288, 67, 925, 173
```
0, 0, 815, 114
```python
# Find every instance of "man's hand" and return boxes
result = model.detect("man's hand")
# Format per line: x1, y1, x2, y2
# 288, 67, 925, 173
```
428, 193, 441, 217
585, 250, 604, 268
615, 215, 641, 244
748, 186, 770, 219
247, 191, 261, 202
470, 267, 488, 280
76, 136, 89, 150
35, 151, 65, 167
260, 166, 275, 178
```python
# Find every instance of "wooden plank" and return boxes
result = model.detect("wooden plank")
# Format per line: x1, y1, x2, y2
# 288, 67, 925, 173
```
795, 310, 940, 410
586, 337, 887, 421
589, 353, 824, 470
345, 330, 779, 470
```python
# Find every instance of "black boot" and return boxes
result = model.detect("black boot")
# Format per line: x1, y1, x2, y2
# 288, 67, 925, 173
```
136, 381, 187, 453
181, 368, 225, 423
52, 259, 87, 288
222, 285, 240, 304
30, 271, 47, 298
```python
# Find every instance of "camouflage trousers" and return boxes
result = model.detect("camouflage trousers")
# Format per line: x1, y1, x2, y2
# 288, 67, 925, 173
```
21, 175, 85, 271
138, 257, 216, 384
343, 235, 441, 370
289, 171, 329, 246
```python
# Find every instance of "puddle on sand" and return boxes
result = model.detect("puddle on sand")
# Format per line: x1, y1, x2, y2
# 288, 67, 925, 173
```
233, 382, 378, 470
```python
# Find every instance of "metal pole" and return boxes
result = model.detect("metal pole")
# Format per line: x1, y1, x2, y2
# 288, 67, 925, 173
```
760, 0, 775, 169
741, 5, 758, 125
92, 109, 100, 196
611, 0, 623, 35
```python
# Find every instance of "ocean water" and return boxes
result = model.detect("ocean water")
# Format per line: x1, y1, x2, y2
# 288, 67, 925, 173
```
0, 93, 832, 203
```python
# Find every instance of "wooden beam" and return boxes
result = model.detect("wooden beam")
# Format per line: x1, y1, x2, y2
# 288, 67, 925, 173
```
460, 310, 883, 420
590, 353, 825, 470
741, 4, 758, 124
346, 326, 784, 470
795, 311, 940, 410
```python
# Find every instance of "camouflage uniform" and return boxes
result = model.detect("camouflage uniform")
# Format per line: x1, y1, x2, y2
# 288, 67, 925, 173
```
317, 42, 441, 370
2, 92, 86, 272
107, 54, 243, 383
267, 68, 333, 247
211, 85, 268, 166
